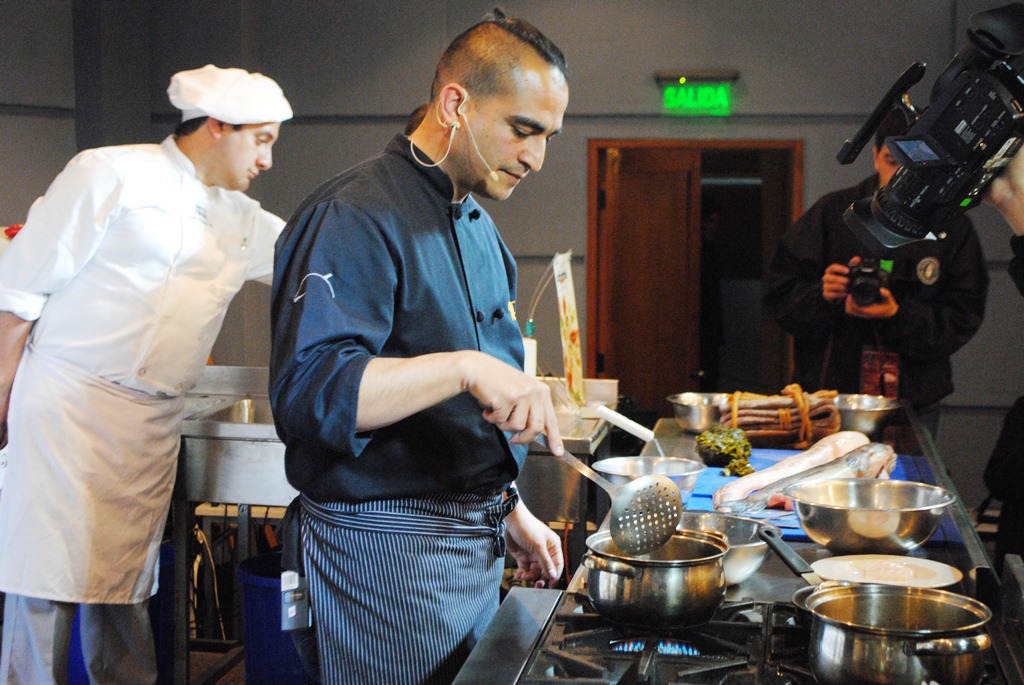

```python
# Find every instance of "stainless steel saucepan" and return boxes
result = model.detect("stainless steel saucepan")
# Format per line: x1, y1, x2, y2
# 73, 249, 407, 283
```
804, 583, 992, 685
583, 528, 727, 628
759, 528, 991, 685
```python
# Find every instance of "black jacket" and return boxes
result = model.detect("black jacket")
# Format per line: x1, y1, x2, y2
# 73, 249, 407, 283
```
763, 175, 989, 409
1010, 235, 1024, 296
984, 396, 1024, 567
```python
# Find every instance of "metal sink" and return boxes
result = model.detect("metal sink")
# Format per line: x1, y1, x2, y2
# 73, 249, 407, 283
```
183, 394, 231, 419
182, 393, 279, 442
189, 397, 274, 424
179, 367, 295, 509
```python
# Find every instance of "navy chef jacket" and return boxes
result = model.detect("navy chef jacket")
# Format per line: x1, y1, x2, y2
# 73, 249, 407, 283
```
270, 134, 526, 502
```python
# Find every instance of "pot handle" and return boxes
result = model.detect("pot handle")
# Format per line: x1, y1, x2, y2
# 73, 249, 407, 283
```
758, 526, 816, 577
583, 553, 643, 579
909, 633, 992, 656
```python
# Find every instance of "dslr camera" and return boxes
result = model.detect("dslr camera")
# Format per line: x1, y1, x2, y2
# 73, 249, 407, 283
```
839, 3, 1024, 257
847, 258, 890, 306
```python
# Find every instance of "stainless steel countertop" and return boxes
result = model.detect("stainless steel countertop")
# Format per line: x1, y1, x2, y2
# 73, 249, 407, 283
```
580, 416, 999, 605
179, 366, 613, 506
639, 419, 699, 458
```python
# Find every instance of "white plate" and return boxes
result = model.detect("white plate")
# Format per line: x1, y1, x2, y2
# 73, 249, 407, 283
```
810, 554, 963, 588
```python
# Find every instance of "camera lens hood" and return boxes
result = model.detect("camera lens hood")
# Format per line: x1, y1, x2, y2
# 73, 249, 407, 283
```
843, 197, 938, 259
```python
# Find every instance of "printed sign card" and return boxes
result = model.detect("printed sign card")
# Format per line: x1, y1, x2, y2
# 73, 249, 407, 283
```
552, 251, 584, 408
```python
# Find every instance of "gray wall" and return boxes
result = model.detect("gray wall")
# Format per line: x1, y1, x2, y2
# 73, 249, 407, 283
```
2, 0, 1021, 508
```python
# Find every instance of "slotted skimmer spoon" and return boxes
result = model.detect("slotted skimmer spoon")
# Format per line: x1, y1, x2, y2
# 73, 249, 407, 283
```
536, 434, 683, 555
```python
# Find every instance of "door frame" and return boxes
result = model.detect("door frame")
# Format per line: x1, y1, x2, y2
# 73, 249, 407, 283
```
586, 138, 805, 388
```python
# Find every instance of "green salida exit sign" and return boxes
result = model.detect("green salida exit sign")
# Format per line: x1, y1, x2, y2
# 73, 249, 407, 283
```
656, 71, 738, 117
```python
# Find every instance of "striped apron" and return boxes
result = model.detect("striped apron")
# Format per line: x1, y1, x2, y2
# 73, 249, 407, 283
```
301, 488, 518, 685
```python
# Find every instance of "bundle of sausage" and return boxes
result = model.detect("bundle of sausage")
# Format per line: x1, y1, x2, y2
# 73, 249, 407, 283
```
718, 384, 840, 449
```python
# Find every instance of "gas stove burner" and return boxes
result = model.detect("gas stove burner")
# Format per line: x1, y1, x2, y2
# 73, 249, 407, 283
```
506, 591, 1014, 684
608, 638, 701, 656
521, 594, 810, 684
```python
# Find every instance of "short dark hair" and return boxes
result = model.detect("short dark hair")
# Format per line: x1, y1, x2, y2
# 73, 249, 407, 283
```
874, 107, 913, 150
430, 7, 567, 100
173, 117, 244, 138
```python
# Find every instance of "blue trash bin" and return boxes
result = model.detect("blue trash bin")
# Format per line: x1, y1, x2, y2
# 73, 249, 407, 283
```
237, 552, 318, 685
68, 543, 174, 685
67, 611, 88, 685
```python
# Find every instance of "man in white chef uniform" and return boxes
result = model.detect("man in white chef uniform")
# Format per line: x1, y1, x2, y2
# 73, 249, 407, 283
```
0, 64, 292, 685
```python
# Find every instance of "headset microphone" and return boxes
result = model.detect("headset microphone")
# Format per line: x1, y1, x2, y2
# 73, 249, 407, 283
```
460, 110, 501, 182
409, 96, 499, 182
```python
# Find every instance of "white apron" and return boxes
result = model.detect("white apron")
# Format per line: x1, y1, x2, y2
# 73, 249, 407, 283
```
0, 347, 183, 604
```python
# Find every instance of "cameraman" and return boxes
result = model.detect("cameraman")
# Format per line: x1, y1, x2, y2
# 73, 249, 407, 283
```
763, 108, 989, 437
987, 148, 1024, 296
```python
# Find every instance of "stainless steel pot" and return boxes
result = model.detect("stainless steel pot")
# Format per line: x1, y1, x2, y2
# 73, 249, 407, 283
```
804, 583, 992, 685
583, 529, 727, 628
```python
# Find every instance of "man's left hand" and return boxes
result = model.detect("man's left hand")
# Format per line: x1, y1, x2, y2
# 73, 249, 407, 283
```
504, 501, 564, 588
986, 150, 1024, 237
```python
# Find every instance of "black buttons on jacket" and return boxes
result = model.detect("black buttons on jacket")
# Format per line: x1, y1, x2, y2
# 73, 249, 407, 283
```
475, 310, 484, 323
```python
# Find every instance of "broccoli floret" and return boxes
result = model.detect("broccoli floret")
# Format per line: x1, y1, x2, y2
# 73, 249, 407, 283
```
722, 458, 755, 477
695, 425, 751, 467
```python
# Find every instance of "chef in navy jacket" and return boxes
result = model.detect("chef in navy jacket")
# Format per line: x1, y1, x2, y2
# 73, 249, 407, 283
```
269, 10, 570, 685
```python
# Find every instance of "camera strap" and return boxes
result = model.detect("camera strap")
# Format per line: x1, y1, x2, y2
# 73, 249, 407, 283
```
818, 322, 836, 392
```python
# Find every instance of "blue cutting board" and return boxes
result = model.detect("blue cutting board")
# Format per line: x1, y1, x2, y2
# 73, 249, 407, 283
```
684, 449, 913, 541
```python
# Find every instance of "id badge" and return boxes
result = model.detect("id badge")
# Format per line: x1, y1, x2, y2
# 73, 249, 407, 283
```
861, 349, 900, 399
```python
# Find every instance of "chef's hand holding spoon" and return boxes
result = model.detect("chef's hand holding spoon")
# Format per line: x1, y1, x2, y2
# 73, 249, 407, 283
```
357, 350, 563, 456
465, 354, 564, 456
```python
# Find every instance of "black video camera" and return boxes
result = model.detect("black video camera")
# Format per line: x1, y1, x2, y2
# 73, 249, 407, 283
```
839, 3, 1024, 258
847, 258, 890, 306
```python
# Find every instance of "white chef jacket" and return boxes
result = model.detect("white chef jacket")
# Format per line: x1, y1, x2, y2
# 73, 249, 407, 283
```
0, 136, 280, 395
0, 136, 283, 603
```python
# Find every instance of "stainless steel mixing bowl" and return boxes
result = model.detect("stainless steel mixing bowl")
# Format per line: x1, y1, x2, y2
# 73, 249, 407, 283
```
593, 456, 706, 507
667, 392, 729, 433
677, 511, 778, 585
784, 478, 954, 555
834, 394, 900, 437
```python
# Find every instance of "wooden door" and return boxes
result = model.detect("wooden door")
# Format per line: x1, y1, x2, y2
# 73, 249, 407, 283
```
591, 145, 703, 414
588, 140, 803, 415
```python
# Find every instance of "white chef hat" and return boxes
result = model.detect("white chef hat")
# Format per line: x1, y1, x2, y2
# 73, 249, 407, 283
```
167, 64, 293, 125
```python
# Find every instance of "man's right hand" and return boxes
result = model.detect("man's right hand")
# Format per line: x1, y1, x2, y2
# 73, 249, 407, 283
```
822, 262, 851, 304
461, 352, 563, 455
357, 350, 564, 456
